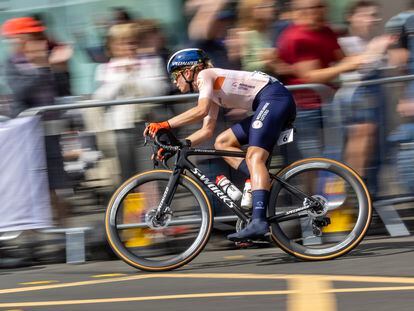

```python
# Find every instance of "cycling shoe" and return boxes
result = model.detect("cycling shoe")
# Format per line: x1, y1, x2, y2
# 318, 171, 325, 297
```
227, 219, 269, 242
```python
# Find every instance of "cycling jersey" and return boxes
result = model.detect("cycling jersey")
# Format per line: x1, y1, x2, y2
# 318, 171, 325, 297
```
197, 67, 296, 152
197, 68, 272, 119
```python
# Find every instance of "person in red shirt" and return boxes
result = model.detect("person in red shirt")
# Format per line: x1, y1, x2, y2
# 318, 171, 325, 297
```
276, 0, 364, 157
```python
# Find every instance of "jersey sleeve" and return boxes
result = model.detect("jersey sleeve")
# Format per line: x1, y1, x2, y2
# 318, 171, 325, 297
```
197, 70, 214, 100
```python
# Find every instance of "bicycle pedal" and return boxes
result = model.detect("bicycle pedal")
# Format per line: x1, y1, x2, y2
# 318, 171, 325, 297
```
235, 241, 254, 248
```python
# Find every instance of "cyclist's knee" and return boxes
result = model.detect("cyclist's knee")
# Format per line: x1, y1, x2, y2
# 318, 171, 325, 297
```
214, 131, 238, 149
245, 147, 269, 167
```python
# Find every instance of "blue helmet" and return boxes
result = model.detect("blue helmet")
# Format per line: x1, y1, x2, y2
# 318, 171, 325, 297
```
166, 48, 210, 75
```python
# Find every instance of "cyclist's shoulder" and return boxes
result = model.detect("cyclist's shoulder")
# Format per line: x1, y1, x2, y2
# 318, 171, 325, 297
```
198, 67, 224, 77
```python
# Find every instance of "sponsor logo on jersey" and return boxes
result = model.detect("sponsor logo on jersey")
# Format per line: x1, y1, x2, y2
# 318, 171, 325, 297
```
252, 120, 263, 129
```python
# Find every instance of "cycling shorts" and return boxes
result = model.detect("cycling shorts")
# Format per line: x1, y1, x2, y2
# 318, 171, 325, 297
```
231, 80, 296, 152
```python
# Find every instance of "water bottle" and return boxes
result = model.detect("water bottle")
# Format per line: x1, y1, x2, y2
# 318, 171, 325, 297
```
241, 179, 252, 210
216, 175, 242, 201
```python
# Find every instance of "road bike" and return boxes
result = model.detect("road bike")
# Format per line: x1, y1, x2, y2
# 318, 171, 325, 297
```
105, 129, 372, 271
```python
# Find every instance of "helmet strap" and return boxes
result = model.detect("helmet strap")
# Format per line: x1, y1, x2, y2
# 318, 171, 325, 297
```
180, 68, 197, 93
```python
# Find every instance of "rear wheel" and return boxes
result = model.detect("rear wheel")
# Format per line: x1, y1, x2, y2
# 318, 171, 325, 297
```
105, 170, 213, 271
268, 158, 372, 260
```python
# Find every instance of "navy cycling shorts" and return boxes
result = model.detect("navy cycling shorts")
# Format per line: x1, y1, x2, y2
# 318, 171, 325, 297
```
231, 81, 296, 152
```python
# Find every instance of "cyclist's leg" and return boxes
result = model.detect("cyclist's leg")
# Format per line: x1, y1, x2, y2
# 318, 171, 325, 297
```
214, 116, 252, 177
228, 83, 296, 241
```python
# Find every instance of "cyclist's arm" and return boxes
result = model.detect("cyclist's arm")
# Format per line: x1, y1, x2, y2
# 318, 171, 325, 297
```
186, 114, 217, 146
168, 97, 212, 128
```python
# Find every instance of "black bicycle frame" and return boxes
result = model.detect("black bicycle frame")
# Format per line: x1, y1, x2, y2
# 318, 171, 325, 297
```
156, 146, 319, 224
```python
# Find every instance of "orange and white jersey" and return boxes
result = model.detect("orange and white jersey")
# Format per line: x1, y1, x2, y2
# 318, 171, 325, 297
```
197, 68, 271, 120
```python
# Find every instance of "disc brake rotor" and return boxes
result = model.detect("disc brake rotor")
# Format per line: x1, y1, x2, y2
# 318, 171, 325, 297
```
145, 208, 172, 230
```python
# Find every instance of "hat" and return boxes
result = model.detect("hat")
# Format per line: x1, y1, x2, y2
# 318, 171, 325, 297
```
2, 17, 46, 37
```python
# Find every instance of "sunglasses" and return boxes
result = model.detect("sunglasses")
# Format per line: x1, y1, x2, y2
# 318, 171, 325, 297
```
171, 70, 184, 82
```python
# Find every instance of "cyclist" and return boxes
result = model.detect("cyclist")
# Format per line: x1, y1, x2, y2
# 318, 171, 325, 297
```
144, 48, 296, 241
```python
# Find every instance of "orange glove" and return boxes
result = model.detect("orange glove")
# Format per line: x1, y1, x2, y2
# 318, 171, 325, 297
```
150, 148, 168, 161
144, 121, 170, 137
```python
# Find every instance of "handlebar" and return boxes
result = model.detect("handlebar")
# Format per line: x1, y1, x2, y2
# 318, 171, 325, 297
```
143, 126, 184, 169
154, 129, 181, 152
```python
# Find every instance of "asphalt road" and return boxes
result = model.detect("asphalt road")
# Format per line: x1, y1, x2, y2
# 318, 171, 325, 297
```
1, 235, 414, 311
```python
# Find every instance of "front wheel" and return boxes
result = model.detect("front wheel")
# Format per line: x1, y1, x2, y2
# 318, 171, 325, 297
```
105, 170, 213, 271
268, 158, 372, 260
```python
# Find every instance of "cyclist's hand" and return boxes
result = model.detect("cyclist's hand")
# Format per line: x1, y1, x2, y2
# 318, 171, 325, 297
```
144, 121, 170, 138
151, 148, 169, 161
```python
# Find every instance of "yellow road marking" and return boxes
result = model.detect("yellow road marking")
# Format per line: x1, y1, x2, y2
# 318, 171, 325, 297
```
0, 274, 155, 295
91, 274, 127, 278
155, 273, 414, 284
2, 286, 414, 308
288, 277, 337, 311
3, 273, 414, 296
19, 281, 58, 286
223, 256, 245, 260
0, 290, 295, 308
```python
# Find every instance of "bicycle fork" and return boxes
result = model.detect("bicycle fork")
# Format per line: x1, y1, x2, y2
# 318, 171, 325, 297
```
155, 166, 182, 218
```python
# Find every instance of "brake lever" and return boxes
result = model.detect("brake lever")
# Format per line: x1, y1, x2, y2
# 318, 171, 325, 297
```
161, 158, 170, 169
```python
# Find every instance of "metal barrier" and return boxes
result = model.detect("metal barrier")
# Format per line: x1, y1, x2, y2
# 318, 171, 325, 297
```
341, 74, 414, 237
18, 84, 334, 117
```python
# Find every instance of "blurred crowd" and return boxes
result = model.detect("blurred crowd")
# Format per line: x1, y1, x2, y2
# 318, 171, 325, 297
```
2, 0, 414, 262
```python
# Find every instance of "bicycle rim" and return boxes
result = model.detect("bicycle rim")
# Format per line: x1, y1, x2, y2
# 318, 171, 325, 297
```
105, 170, 213, 271
269, 158, 372, 260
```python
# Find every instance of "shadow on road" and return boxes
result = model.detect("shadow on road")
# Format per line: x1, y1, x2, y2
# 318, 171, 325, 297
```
179, 239, 414, 272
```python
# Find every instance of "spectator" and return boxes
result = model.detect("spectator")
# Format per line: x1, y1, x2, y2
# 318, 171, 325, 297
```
135, 19, 170, 75
186, 0, 239, 69
386, 0, 414, 117
385, 1, 414, 193
2, 17, 69, 225
31, 13, 73, 97
92, 23, 169, 181
78, 7, 135, 64
270, 0, 293, 45
230, 0, 276, 72
111, 7, 134, 25
276, 0, 365, 158
336, 0, 393, 196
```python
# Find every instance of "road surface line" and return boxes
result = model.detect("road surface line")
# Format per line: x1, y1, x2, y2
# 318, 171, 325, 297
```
91, 274, 127, 278
0, 290, 295, 308
3, 273, 414, 296
152, 273, 414, 284
0, 274, 155, 295
2, 286, 414, 308
223, 256, 246, 260
19, 281, 58, 286
288, 277, 337, 311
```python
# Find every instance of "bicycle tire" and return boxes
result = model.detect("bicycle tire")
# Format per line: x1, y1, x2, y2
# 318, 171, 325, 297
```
268, 157, 372, 260
105, 169, 213, 271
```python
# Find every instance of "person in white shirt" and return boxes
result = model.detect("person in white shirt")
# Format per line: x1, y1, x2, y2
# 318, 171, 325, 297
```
93, 23, 169, 181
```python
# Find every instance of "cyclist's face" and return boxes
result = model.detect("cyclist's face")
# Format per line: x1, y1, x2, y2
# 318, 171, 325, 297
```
172, 68, 193, 93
